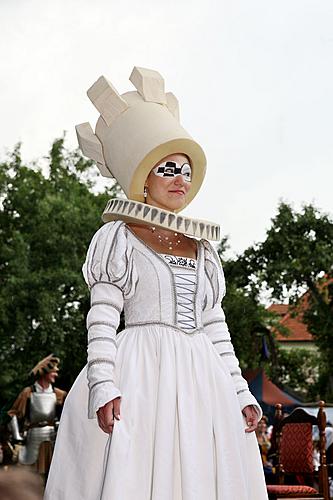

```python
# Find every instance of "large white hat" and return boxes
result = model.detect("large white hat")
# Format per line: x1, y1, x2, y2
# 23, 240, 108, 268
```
76, 66, 206, 211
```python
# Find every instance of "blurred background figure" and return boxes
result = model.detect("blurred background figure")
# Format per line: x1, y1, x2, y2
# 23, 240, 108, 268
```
0, 425, 18, 467
0, 468, 43, 500
256, 415, 275, 483
7, 355, 66, 481
313, 423, 333, 497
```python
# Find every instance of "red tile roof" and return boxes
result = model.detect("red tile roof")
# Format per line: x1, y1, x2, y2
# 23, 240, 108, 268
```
267, 301, 314, 342
268, 277, 332, 343
268, 304, 289, 316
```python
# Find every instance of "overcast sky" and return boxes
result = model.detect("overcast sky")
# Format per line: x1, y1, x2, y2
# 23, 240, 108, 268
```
1, 0, 332, 254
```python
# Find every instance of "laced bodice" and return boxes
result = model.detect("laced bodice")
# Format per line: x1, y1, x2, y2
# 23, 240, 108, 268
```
161, 254, 197, 332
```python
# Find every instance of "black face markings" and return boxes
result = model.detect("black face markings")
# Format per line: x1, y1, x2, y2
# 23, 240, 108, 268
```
153, 161, 192, 182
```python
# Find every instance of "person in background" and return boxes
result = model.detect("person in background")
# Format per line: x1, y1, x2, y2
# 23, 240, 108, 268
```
256, 415, 275, 483
313, 423, 333, 496
7, 354, 66, 479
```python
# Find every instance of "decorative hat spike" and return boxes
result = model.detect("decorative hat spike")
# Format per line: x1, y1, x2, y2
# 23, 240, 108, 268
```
166, 92, 180, 121
75, 122, 113, 177
129, 66, 167, 105
87, 76, 129, 127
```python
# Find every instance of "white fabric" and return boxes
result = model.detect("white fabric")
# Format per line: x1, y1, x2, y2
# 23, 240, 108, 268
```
326, 427, 333, 449
166, 262, 197, 332
45, 221, 268, 500
34, 382, 53, 393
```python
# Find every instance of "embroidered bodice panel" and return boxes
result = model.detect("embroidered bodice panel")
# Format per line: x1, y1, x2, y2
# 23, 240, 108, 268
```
161, 253, 197, 270
161, 254, 197, 332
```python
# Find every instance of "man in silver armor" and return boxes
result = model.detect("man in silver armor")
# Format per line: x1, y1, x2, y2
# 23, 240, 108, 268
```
8, 354, 66, 476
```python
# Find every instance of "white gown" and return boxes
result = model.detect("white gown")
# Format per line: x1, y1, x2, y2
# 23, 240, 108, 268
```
44, 221, 268, 500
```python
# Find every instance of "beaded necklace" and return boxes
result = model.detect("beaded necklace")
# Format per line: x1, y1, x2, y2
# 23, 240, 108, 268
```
150, 226, 182, 251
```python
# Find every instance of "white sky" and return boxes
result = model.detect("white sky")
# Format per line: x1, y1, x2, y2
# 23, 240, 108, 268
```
1, 0, 332, 254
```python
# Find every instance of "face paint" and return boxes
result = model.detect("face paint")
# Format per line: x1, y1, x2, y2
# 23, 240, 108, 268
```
152, 161, 192, 183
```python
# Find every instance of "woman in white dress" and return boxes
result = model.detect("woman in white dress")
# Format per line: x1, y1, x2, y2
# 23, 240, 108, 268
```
45, 67, 268, 499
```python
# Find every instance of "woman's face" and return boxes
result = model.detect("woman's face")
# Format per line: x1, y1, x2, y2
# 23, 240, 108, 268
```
145, 153, 192, 212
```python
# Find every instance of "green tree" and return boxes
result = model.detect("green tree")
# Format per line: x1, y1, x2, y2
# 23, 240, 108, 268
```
265, 347, 321, 401
240, 202, 333, 400
217, 239, 279, 371
0, 138, 121, 405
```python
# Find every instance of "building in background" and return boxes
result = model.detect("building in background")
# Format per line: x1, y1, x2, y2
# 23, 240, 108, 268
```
267, 298, 316, 352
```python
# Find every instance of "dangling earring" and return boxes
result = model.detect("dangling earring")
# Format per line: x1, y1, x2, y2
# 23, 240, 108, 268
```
144, 186, 148, 202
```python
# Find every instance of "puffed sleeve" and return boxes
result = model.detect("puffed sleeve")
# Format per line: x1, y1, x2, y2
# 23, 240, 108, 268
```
202, 240, 262, 418
82, 220, 138, 419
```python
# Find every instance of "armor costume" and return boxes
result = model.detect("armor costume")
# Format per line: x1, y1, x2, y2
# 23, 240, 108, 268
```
8, 355, 66, 474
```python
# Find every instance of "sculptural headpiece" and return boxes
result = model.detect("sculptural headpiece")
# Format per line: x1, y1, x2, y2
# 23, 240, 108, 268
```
76, 66, 206, 211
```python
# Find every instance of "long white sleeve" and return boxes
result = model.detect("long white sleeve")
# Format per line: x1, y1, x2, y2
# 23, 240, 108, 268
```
82, 221, 138, 419
86, 282, 123, 418
202, 239, 262, 418
203, 303, 262, 417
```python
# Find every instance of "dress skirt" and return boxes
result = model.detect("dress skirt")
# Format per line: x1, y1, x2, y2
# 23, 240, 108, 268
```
45, 325, 267, 500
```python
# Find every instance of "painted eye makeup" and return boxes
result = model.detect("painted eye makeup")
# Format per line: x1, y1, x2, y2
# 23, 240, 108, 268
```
152, 161, 192, 182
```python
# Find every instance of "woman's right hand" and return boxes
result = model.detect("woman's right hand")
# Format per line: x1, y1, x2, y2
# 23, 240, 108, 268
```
97, 397, 121, 434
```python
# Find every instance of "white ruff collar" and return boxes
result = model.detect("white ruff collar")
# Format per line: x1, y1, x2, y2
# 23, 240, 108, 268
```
102, 199, 220, 241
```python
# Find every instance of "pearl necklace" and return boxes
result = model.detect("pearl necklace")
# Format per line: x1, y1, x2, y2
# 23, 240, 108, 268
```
150, 226, 182, 251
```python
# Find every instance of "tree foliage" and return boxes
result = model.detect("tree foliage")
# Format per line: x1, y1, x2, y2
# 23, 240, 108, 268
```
238, 202, 333, 400
221, 282, 275, 368
218, 240, 279, 371
265, 348, 321, 401
242, 202, 333, 299
0, 138, 120, 405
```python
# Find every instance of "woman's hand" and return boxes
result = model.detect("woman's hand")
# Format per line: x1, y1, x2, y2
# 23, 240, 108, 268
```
242, 405, 259, 433
97, 397, 121, 434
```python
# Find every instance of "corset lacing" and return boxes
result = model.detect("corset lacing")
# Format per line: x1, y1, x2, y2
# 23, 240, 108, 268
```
161, 254, 197, 331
